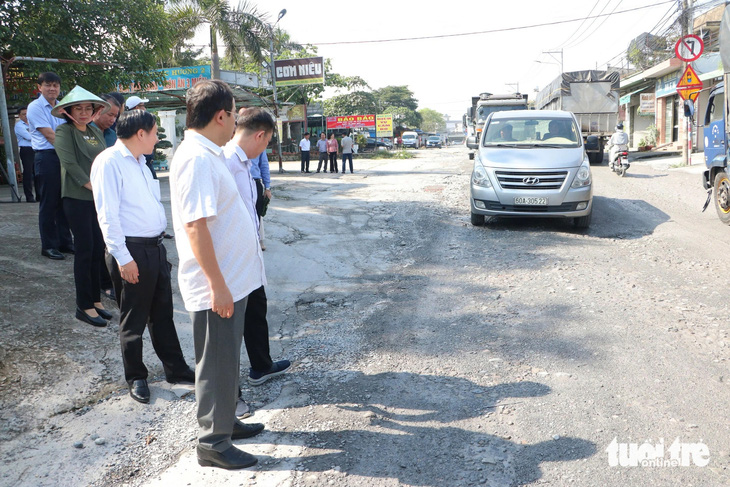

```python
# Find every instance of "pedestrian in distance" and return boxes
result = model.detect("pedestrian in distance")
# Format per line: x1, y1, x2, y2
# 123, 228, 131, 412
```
341, 132, 354, 173
169, 80, 267, 470
14, 105, 39, 202
53, 86, 113, 328
91, 109, 196, 404
327, 132, 339, 173
26, 72, 74, 260
316, 132, 328, 173
299, 132, 311, 173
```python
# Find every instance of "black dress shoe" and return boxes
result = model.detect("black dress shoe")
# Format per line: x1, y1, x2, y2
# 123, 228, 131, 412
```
197, 445, 257, 469
166, 366, 195, 384
59, 245, 75, 254
94, 307, 113, 320
75, 307, 108, 327
129, 379, 150, 403
41, 249, 65, 260
232, 421, 264, 440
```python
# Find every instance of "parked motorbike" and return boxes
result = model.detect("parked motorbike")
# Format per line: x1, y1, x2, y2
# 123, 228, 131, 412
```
610, 151, 630, 177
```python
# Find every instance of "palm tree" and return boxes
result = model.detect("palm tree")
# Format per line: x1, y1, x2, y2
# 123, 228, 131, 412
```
168, 0, 269, 79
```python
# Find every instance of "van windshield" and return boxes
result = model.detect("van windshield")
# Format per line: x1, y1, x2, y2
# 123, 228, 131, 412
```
477, 105, 526, 123
483, 118, 581, 148
402, 134, 416, 139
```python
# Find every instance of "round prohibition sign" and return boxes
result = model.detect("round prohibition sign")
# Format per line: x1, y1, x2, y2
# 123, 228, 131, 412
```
675, 34, 704, 62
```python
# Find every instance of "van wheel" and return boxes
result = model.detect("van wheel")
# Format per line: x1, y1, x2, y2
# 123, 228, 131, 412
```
573, 208, 592, 229
471, 212, 485, 226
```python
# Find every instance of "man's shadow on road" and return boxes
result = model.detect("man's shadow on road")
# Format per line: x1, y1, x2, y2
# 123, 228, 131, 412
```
247, 372, 596, 486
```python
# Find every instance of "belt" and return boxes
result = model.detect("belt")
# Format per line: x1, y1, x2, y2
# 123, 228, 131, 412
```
126, 234, 164, 246
36, 149, 56, 153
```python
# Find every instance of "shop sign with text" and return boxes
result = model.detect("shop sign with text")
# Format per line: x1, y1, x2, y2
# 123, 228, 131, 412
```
274, 57, 324, 87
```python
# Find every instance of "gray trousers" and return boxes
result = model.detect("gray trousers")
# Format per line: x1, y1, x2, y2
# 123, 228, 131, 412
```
191, 297, 248, 452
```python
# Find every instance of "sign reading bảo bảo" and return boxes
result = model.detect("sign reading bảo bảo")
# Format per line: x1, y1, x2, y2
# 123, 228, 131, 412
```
274, 57, 324, 87
327, 114, 376, 129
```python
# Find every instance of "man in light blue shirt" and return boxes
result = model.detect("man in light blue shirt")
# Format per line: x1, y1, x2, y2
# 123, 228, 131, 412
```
26, 72, 73, 260
14, 106, 39, 202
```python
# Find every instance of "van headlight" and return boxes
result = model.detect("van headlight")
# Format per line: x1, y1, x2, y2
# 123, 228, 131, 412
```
571, 159, 592, 188
472, 158, 492, 188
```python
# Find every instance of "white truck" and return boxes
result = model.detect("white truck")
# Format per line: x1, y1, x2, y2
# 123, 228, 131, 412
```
535, 70, 620, 164
465, 92, 528, 148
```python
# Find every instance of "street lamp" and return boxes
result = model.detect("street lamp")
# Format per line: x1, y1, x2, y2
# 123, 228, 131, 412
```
269, 8, 286, 173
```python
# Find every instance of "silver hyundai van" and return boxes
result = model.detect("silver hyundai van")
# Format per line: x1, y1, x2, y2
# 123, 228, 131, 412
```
469, 110, 593, 229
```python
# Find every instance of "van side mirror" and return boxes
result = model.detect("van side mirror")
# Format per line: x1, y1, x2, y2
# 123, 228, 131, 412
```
466, 136, 478, 149
585, 135, 599, 151
469, 152, 475, 160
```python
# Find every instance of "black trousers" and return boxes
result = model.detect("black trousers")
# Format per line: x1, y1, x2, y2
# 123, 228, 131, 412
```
253, 178, 265, 217
243, 285, 273, 372
35, 150, 73, 250
342, 153, 353, 173
300, 150, 310, 171
63, 198, 104, 310
329, 152, 338, 172
317, 152, 328, 172
19, 146, 38, 202
107, 240, 188, 384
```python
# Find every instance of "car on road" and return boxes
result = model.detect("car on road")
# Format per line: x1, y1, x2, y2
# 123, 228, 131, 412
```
426, 136, 442, 148
401, 131, 419, 148
468, 110, 593, 228
365, 137, 392, 151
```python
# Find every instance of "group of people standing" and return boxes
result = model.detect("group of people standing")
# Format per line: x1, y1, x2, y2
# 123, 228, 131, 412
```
298, 131, 355, 174
18, 73, 289, 470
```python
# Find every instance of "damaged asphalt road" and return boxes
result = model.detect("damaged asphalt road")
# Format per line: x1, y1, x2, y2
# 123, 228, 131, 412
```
2, 148, 730, 486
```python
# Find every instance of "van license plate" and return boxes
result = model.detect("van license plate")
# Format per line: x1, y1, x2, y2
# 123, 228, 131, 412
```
514, 197, 547, 205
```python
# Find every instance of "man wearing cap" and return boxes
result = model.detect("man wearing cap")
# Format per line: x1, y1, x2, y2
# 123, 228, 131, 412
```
14, 106, 38, 202
125, 95, 148, 111
26, 72, 74, 260
91, 109, 195, 403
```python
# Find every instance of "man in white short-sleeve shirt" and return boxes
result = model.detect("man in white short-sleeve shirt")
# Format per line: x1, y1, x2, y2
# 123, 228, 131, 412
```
169, 80, 265, 470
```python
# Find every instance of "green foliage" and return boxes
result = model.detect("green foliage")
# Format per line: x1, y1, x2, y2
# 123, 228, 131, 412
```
325, 91, 379, 116
418, 108, 446, 133
384, 105, 422, 129
646, 124, 658, 146
1, 0, 174, 102
374, 86, 418, 111
369, 149, 414, 160
354, 134, 368, 148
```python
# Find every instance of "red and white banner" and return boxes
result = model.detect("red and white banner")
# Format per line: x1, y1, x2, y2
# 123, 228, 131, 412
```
327, 114, 376, 129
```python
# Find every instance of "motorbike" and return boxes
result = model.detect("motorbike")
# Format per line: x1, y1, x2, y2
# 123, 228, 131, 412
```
609, 150, 630, 177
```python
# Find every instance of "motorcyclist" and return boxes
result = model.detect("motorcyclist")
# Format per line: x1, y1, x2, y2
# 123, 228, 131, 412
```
608, 122, 629, 165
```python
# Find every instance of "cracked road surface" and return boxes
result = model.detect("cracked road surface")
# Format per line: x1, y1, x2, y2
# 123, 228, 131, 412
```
2, 148, 730, 486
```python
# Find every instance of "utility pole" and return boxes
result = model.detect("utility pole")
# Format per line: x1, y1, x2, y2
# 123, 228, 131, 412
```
542, 49, 564, 74
681, 0, 693, 166
268, 9, 287, 173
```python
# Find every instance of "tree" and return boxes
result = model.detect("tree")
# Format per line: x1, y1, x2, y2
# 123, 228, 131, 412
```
383, 105, 422, 129
167, 0, 269, 79
419, 108, 446, 133
1, 0, 175, 100
324, 91, 379, 116
374, 86, 419, 111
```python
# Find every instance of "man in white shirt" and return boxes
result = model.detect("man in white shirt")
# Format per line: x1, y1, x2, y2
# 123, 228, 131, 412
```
341, 132, 354, 173
14, 105, 39, 202
299, 132, 311, 173
90, 110, 195, 405
26, 72, 73, 259
223, 107, 291, 418
170, 80, 266, 470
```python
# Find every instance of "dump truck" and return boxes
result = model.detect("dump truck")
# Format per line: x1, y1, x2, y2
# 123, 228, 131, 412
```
535, 70, 620, 164
465, 92, 528, 148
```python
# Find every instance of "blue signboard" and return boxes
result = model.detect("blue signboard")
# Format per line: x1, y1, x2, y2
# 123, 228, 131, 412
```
116, 65, 211, 93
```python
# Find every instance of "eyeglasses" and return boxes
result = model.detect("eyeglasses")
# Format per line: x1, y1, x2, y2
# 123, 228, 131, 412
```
225, 109, 238, 121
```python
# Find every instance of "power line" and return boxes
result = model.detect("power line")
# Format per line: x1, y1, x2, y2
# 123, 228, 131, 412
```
564, 0, 626, 50
308, 0, 676, 46
554, 0, 601, 49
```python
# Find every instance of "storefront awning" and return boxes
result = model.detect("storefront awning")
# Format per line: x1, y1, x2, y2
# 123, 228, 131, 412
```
619, 86, 650, 105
